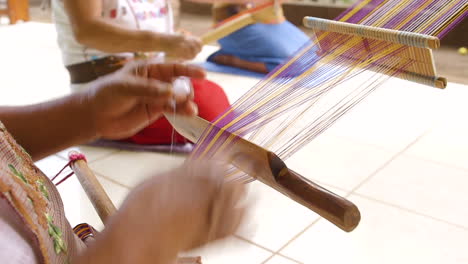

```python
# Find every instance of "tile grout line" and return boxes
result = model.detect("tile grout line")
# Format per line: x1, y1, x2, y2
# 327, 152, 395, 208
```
403, 151, 468, 174
329, 132, 414, 154
353, 192, 468, 231
52, 153, 132, 190
95, 172, 132, 189
87, 150, 122, 165
260, 255, 275, 264
233, 235, 305, 263
233, 235, 275, 254
347, 128, 433, 195
267, 128, 435, 260
260, 253, 304, 264
275, 253, 304, 264
264, 143, 415, 258
268, 217, 323, 259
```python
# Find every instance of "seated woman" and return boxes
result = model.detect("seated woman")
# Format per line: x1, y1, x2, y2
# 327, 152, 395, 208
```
52, 0, 230, 146
207, 3, 310, 74
0, 62, 246, 264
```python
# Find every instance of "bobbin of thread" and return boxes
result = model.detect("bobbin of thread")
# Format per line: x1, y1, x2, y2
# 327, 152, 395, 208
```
169, 76, 193, 109
172, 76, 193, 97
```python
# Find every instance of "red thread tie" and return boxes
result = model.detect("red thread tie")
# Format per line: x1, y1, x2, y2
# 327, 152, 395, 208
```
51, 152, 87, 186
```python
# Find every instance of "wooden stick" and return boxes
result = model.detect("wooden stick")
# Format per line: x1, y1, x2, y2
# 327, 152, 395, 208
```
201, 3, 285, 44
303, 16, 440, 49
201, 14, 255, 45
164, 114, 361, 232
267, 152, 360, 231
68, 151, 117, 224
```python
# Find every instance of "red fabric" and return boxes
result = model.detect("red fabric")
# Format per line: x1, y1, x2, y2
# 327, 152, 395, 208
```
125, 78, 230, 144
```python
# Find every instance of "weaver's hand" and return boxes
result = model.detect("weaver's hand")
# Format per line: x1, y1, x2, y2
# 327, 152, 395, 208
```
85, 62, 205, 140
82, 161, 247, 264
163, 34, 203, 60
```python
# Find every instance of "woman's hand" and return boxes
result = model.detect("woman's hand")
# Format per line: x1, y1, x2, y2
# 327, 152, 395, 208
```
162, 34, 203, 61
85, 62, 205, 140
0, 62, 205, 160
76, 161, 247, 264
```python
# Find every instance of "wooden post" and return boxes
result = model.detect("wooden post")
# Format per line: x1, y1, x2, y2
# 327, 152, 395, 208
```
4, 0, 30, 24
68, 151, 117, 224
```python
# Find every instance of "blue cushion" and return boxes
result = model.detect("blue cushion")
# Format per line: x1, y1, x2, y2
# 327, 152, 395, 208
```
207, 21, 310, 71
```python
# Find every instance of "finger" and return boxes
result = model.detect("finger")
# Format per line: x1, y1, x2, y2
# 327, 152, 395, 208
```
192, 37, 203, 55
143, 104, 168, 124
166, 101, 198, 116
177, 64, 205, 79
184, 38, 202, 60
117, 76, 173, 98
119, 59, 150, 77
148, 63, 206, 81
188, 44, 198, 60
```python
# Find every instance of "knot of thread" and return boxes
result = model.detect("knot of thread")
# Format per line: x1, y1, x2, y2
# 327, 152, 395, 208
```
51, 152, 87, 186
69, 153, 87, 163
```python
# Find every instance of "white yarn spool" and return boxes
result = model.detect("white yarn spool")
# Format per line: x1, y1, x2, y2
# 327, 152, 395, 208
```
172, 76, 192, 97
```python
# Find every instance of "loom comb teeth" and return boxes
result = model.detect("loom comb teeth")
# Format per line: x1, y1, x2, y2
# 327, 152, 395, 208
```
303, 16, 447, 88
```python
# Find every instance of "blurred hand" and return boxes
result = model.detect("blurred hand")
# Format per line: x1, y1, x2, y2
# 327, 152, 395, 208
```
85, 61, 206, 140
163, 34, 203, 61
96, 161, 247, 264
185, 0, 279, 4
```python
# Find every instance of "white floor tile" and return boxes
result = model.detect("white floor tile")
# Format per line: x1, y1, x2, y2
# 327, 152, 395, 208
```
237, 181, 346, 251
326, 78, 444, 151
0, 23, 70, 106
264, 255, 302, 264
356, 154, 468, 228
182, 237, 272, 264
406, 124, 468, 171
89, 150, 186, 187
405, 84, 468, 170
281, 195, 468, 264
286, 134, 395, 191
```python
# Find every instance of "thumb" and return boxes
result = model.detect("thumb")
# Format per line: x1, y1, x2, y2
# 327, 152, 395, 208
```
116, 75, 174, 98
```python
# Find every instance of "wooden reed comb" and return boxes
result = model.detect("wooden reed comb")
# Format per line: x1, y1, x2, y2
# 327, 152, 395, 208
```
303, 17, 447, 88
164, 114, 361, 232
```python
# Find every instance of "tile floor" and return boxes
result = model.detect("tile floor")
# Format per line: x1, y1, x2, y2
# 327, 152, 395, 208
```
1, 22, 468, 264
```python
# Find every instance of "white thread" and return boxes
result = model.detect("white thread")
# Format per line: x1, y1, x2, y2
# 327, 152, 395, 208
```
170, 77, 193, 153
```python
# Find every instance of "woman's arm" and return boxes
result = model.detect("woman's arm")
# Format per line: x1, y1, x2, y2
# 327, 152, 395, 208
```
63, 0, 201, 59
0, 63, 203, 161
0, 94, 96, 161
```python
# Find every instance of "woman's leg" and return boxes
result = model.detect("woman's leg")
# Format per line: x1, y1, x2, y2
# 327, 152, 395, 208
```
211, 54, 269, 73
